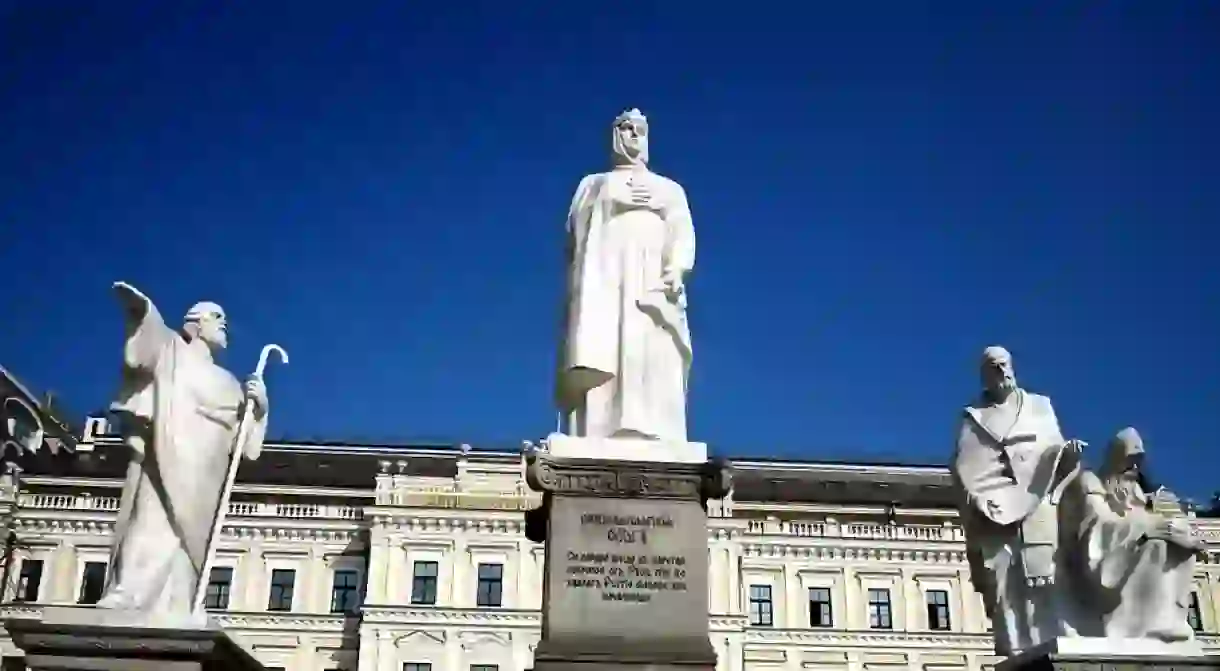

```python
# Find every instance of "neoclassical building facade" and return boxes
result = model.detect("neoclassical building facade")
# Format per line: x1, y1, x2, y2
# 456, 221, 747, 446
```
0, 416, 1216, 671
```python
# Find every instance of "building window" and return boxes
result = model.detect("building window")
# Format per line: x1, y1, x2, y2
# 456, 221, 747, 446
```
808, 586, 832, 627
411, 561, 438, 605
748, 584, 773, 626
267, 568, 295, 611
15, 559, 43, 603
78, 562, 106, 604
470, 666, 498, 671
404, 664, 432, 671
1188, 592, 1203, 632
926, 589, 951, 631
330, 569, 360, 614
867, 588, 892, 629
476, 563, 503, 607
204, 567, 233, 610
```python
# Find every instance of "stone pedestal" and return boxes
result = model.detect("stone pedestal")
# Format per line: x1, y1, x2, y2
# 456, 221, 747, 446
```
998, 637, 1216, 671
524, 435, 731, 671
5, 608, 266, 671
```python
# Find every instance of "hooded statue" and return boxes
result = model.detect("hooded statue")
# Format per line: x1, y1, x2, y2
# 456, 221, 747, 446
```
1064, 427, 1203, 643
556, 109, 695, 443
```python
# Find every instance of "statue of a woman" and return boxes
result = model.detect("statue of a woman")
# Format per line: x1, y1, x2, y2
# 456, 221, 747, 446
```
557, 109, 695, 443
97, 281, 268, 621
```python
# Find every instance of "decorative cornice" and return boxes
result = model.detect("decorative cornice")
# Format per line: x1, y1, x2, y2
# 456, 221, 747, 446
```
741, 542, 967, 564
368, 513, 526, 535
215, 612, 355, 633
361, 606, 540, 627
744, 628, 994, 649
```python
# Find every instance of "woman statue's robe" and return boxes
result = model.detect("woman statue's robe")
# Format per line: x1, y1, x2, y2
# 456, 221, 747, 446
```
98, 299, 266, 618
557, 165, 695, 442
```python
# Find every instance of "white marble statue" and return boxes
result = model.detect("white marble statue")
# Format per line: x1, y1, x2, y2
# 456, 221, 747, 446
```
97, 281, 269, 620
951, 346, 1086, 656
1065, 427, 1203, 642
556, 108, 695, 443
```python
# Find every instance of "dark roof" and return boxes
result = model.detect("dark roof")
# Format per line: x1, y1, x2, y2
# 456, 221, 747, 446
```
0, 366, 78, 456
17, 435, 962, 507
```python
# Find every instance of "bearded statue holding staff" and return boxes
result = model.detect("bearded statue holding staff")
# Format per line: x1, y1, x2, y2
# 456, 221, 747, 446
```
557, 108, 695, 443
951, 346, 1087, 656
94, 281, 276, 622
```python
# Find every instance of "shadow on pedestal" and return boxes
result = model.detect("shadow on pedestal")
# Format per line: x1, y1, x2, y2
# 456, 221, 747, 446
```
4, 618, 267, 671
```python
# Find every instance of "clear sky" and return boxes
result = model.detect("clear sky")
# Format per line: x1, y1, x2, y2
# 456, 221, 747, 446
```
2, 3, 1217, 498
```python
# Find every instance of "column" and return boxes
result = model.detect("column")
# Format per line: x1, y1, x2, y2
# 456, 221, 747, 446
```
514, 539, 528, 609
444, 633, 463, 671
903, 569, 919, 631
387, 541, 407, 604
376, 630, 395, 671
242, 544, 266, 611
450, 537, 468, 607
782, 563, 799, 628
956, 568, 976, 632
302, 546, 321, 613
728, 548, 743, 615
358, 627, 379, 671
50, 541, 77, 603
843, 566, 860, 629
367, 537, 390, 604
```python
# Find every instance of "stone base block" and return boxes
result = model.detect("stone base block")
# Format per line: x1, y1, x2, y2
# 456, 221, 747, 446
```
545, 433, 708, 464
999, 637, 1215, 671
4, 616, 266, 671
533, 634, 717, 671
524, 448, 731, 671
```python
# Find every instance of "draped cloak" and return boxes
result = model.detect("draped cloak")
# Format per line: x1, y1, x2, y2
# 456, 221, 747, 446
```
1064, 445, 1197, 641
99, 299, 266, 616
951, 390, 1082, 656
556, 167, 694, 442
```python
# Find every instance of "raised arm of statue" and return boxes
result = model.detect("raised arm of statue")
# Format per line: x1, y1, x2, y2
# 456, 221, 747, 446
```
112, 281, 173, 374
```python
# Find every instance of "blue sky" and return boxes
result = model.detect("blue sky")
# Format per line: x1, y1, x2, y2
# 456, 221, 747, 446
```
2, 3, 1217, 497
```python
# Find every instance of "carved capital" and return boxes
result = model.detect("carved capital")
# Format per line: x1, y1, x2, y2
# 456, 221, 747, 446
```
523, 454, 734, 543
525, 452, 703, 499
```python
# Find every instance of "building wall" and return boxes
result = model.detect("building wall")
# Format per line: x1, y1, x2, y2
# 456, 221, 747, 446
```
0, 448, 1217, 671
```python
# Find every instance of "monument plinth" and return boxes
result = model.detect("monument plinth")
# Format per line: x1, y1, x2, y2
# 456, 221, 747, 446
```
525, 435, 731, 671
996, 637, 1214, 671
6, 607, 267, 671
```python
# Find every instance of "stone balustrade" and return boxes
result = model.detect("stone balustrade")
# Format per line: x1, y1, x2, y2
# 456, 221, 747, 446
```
17, 493, 363, 520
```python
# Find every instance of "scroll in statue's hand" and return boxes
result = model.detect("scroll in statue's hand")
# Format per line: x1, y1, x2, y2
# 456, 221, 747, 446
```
661, 268, 685, 301
1054, 439, 1086, 480
112, 281, 151, 320
245, 374, 268, 419
1148, 517, 1201, 550
1167, 518, 1204, 551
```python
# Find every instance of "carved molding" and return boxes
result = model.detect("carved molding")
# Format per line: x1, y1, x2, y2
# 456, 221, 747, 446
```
395, 630, 446, 646
361, 606, 540, 627
741, 543, 969, 564
214, 612, 353, 632
744, 628, 994, 650
459, 630, 513, 650
525, 451, 732, 501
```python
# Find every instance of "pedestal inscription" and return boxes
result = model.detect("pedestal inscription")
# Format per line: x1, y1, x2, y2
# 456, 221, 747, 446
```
526, 450, 731, 670
549, 498, 705, 636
